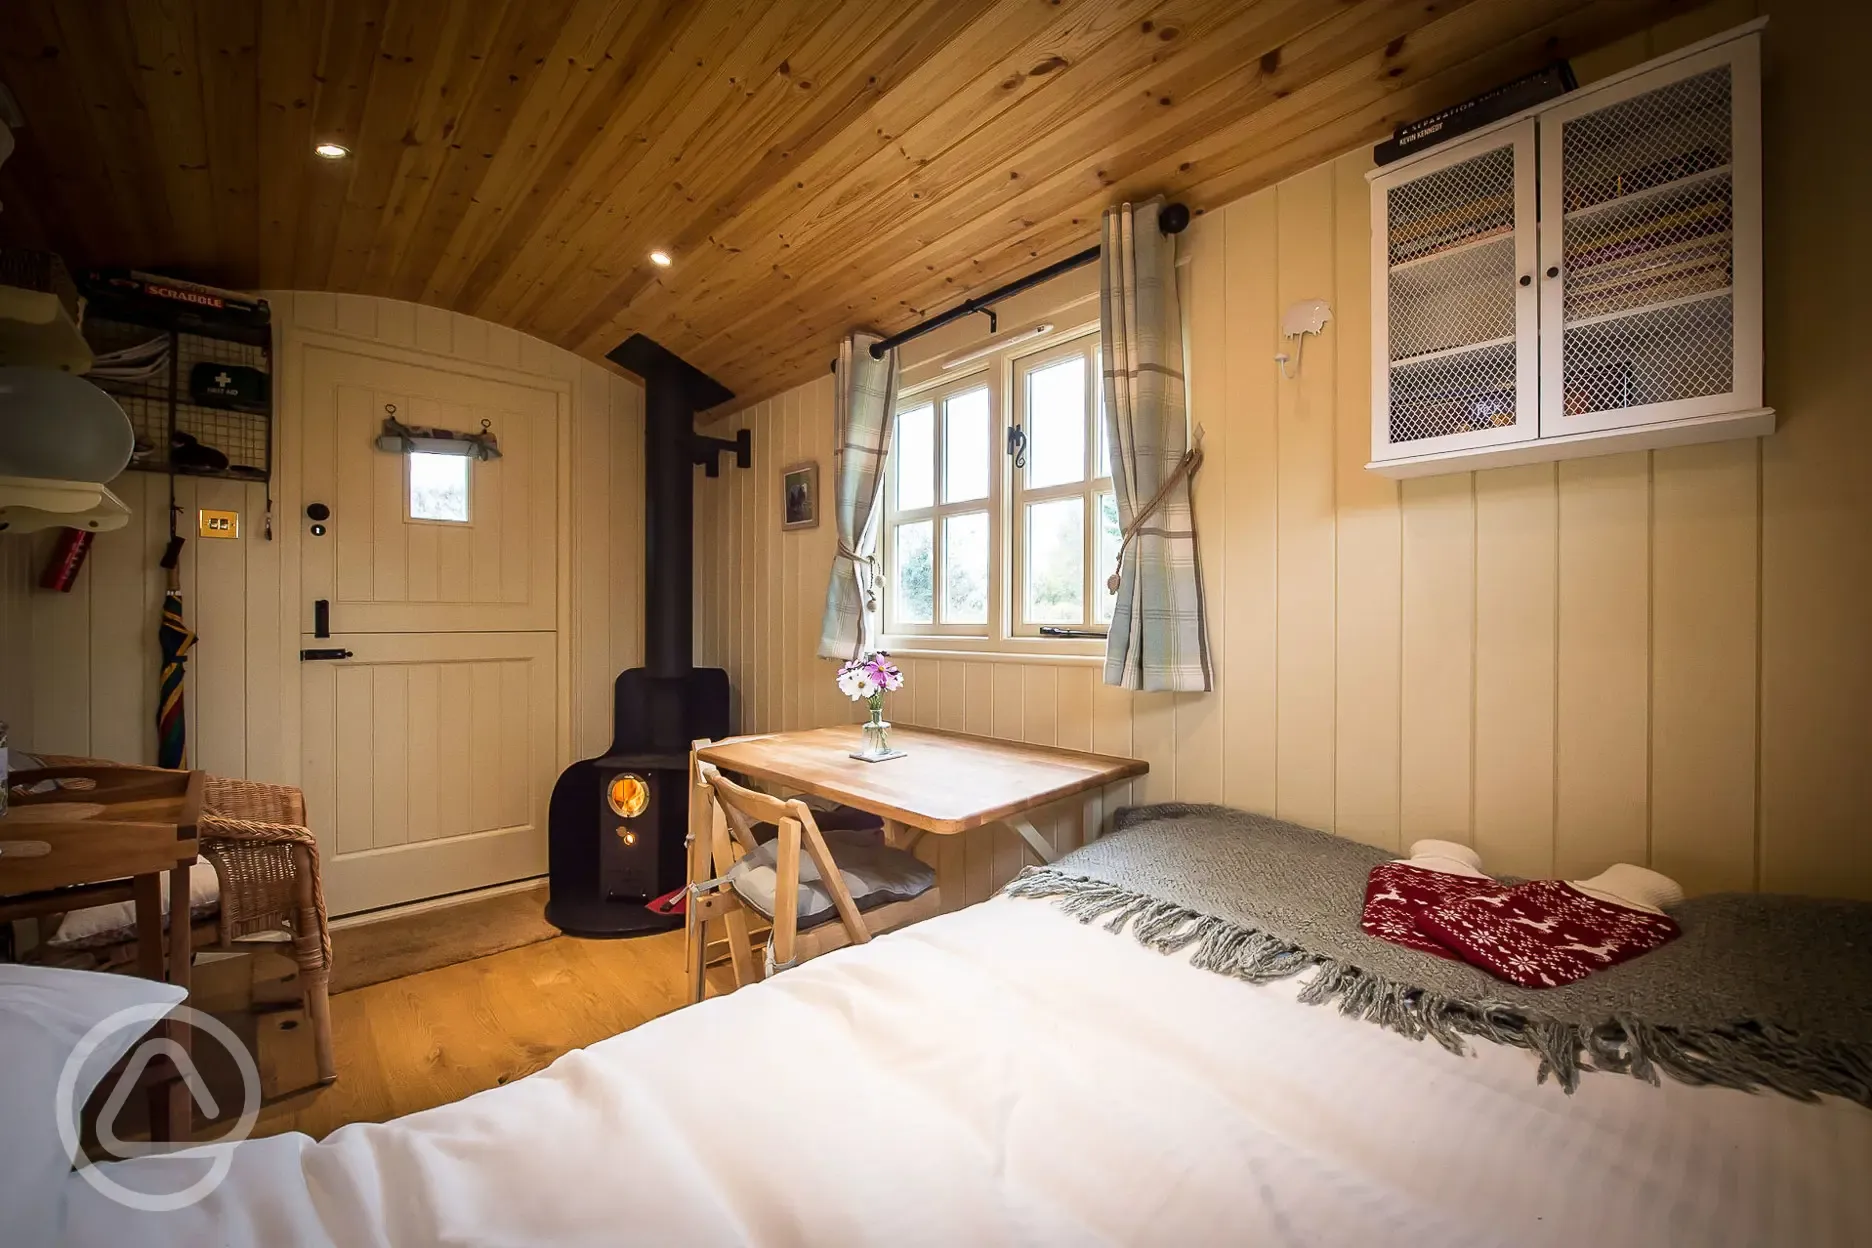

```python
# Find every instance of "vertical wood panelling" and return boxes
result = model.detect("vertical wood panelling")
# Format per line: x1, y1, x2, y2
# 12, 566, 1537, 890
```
1272, 165, 1338, 834
1329, 150, 1401, 853
1756, 0, 1871, 900
1554, 455, 1652, 878
1472, 464, 1559, 878
1219, 191, 1279, 816
1651, 440, 1759, 893
1399, 474, 1475, 844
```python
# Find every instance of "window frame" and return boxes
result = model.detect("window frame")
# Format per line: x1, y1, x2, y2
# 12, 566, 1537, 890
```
1007, 332, 1115, 639
878, 322, 1110, 660
880, 368, 1002, 640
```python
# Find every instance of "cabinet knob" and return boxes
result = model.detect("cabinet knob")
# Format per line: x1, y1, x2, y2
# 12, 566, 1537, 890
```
1519, 274, 1532, 287
1546, 265, 1561, 279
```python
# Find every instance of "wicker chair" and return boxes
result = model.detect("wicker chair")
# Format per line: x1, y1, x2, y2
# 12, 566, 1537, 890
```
26, 757, 335, 1084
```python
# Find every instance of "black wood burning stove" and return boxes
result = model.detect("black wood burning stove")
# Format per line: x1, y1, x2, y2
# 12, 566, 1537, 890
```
545, 336, 747, 938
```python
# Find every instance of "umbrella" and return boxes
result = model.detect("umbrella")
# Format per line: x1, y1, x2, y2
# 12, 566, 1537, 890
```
156, 559, 196, 769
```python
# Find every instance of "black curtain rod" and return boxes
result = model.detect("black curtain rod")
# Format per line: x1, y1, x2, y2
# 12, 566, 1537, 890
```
831, 202, 1190, 371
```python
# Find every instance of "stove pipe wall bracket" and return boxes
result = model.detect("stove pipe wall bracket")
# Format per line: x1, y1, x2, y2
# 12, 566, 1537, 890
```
605, 334, 746, 679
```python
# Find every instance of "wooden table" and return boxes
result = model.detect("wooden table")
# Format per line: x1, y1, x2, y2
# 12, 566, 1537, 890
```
694, 724, 1147, 867
0, 766, 204, 1141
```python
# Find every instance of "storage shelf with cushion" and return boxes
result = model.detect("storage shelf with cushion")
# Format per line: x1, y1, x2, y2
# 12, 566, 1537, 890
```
11, 754, 335, 1084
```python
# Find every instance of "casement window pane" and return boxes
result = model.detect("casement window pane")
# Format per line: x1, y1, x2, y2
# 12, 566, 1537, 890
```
896, 404, 934, 510
943, 511, 989, 623
1024, 497, 1084, 623
1095, 492, 1120, 624
1026, 356, 1085, 488
409, 451, 470, 522
894, 521, 934, 623
943, 387, 990, 503
1095, 380, 1110, 480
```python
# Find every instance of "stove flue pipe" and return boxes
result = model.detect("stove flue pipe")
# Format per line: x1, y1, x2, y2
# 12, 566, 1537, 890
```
604, 334, 740, 680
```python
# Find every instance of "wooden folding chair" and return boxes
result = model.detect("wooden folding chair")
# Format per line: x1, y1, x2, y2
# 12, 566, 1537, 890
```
683, 741, 939, 1005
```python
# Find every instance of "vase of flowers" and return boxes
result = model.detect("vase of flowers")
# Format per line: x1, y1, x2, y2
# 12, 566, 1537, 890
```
836, 652, 906, 762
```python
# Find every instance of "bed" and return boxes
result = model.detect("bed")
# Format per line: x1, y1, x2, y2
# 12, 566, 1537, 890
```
57, 885, 1872, 1247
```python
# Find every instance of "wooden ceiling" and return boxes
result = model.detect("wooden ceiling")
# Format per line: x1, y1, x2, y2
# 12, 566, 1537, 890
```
0, 0, 1685, 409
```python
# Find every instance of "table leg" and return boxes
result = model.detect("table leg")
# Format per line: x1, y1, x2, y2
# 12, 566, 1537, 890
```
1005, 817, 1058, 865
133, 872, 163, 979
162, 860, 193, 1141
131, 871, 187, 1144
883, 819, 924, 856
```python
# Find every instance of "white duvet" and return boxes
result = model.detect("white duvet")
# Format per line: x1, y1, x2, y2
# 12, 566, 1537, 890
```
62, 898, 1872, 1246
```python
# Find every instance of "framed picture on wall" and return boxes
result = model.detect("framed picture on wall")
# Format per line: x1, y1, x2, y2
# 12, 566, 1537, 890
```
782, 461, 819, 530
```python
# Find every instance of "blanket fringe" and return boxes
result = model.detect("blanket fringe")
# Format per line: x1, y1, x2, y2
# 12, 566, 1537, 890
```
1005, 867, 1872, 1107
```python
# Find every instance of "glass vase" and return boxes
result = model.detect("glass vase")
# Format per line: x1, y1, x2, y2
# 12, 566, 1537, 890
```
852, 702, 902, 762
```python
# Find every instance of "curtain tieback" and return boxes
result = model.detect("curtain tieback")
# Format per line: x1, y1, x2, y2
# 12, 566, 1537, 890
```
1106, 437, 1204, 594
838, 543, 883, 611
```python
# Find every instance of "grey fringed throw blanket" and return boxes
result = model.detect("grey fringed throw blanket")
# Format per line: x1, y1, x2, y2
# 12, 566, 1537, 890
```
1004, 803, 1872, 1105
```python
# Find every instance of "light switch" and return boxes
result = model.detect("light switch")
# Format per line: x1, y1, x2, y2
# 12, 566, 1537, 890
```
198, 508, 240, 539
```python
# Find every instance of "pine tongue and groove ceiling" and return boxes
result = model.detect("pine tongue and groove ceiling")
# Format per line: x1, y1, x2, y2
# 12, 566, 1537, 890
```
0, 0, 1686, 410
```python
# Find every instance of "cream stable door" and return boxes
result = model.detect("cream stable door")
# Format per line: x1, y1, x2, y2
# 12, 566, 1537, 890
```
299, 345, 562, 915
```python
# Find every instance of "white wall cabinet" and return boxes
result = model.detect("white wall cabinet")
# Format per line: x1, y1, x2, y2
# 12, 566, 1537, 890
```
1369, 21, 1770, 478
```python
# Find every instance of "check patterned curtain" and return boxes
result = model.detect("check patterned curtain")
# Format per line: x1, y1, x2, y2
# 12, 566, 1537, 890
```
818, 330, 901, 661
1100, 198, 1213, 691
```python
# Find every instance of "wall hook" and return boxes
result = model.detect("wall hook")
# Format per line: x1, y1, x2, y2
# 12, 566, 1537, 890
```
1276, 299, 1332, 379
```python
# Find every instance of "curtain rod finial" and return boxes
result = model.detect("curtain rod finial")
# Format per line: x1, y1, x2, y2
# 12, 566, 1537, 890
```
1160, 202, 1191, 235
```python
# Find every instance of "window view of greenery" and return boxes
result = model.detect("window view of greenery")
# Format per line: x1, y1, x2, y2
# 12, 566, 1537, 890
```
886, 335, 1114, 642
895, 520, 934, 623
409, 451, 469, 523
1025, 497, 1084, 623
943, 511, 989, 622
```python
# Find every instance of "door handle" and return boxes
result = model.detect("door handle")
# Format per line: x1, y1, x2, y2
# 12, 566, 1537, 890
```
314, 598, 330, 638
300, 648, 354, 661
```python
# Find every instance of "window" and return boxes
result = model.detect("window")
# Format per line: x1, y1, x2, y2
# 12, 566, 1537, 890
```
1012, 337, 1118, 634
881, 327, 1116, 655
408, 451, 470, 523
886, 379, 994, 631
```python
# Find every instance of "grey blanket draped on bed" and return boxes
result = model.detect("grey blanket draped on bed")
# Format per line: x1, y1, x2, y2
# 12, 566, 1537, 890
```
1005, 804, 1872, 1105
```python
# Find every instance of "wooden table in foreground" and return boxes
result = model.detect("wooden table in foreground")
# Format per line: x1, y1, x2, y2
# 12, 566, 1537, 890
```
0, 766, 204, 1142
693, 724, 1147, 866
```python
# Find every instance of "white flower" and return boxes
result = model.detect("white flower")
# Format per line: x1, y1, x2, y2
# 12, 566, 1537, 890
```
836, 668, 879, 701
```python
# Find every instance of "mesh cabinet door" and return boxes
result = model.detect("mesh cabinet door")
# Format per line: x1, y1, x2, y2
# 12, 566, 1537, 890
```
1539, 38, 1762, 435
1371, 119, 1540, 463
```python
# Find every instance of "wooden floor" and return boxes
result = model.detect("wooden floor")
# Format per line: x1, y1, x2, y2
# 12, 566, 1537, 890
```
247, 930, 731, 1142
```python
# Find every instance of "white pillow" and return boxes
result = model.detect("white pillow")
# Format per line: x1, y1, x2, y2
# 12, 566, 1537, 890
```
50, 860, 220, 949
0, 964, 186, 1247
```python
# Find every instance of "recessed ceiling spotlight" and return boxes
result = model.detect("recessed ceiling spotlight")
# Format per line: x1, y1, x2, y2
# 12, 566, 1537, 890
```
313, 142, 351, 159
648, 250, 672, 267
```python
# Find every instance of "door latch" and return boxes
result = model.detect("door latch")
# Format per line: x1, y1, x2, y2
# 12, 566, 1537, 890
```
299, 648, 354, 661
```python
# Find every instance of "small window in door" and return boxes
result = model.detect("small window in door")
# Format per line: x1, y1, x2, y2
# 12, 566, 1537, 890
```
408, 451, 470, 523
